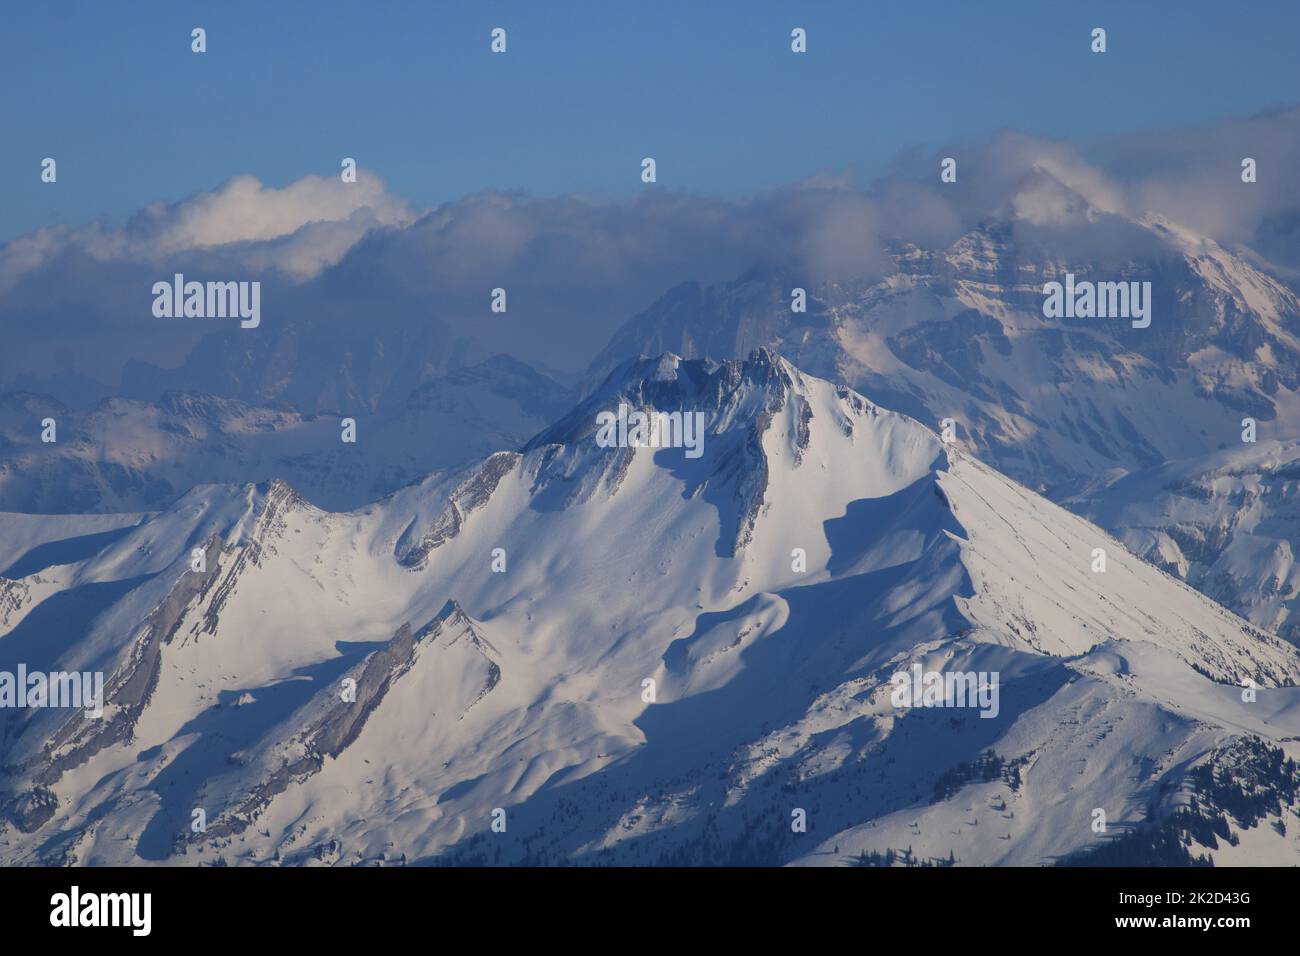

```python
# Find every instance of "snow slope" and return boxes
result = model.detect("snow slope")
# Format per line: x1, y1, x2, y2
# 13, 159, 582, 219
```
1073, 439, 1300, 645
3, 351, 1298, 866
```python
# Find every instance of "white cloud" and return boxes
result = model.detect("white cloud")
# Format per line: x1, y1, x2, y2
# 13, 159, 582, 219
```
129, 173, 413, 251
1, 107, 1296, 390
0, 172, 415, 292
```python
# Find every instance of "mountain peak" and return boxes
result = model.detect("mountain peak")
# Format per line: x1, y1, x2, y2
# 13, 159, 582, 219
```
527, 349, 806, 456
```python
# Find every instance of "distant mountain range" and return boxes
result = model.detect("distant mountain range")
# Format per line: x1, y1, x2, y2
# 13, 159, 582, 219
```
0, 356, 573, 512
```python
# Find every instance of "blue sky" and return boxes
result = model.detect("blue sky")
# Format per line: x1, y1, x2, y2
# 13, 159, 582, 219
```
3, 1, 1298, 243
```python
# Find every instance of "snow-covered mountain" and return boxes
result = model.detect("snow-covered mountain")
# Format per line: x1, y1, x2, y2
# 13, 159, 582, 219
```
0, 356, 573, 513
3, 351, 1298, 866
586, 202, 1300, 661
1073, 439, 1300, 645
589, 213, 1300, 500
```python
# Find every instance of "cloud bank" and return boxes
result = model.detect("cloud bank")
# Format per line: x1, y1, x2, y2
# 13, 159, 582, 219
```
1, 107, 1295, 396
